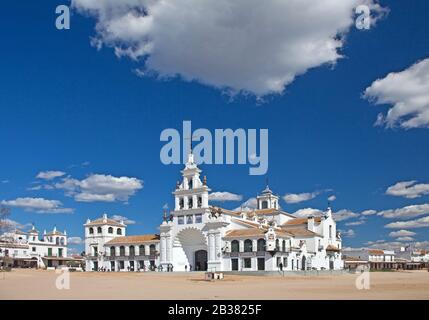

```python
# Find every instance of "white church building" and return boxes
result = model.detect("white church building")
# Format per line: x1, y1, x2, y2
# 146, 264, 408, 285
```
84, 153, 343, 272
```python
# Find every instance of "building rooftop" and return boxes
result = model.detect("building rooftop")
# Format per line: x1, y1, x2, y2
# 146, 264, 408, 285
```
105, 234, 160, 245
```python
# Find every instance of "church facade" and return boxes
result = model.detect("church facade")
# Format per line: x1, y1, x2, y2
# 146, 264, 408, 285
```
84, 153, 343, 272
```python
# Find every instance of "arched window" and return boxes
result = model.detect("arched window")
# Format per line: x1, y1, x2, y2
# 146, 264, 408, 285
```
188, 178, 193, 189
89, 227, 94, 234
139, 245, 145, 256
108, 227, 113, 234
117, 228, 122, 235
60, 237, 65, 246
97, 227, 102, 234
244, 239, 253, 252
129, 245, 135, 256
275, 239, 280, 250
119, 246, 125, 256
110, 246, 115, 256
149, 244, 156, 255
56, 237, 59, 245
231, 240, 239, 252
282, 240, 286, 252
188, 197, 193, 209
329, 225, 332, 239
257, 238, 266, 252
179, 198, 184, 209
261, 201, 268, 209
198, 196, 202, 208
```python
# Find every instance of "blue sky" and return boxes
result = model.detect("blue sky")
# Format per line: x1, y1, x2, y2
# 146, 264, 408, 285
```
1, 1, 429, 254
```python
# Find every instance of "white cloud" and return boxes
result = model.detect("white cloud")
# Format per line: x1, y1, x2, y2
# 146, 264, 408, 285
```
111, 214, 136, 225
234, 197, 257, 212
73, 0, 386, 97
292, 208, 324, 218
386, 180, 429, 199
1, 180, 9, 184
396, 236, 414, 242
67, 237, 83, 245
340, 229, 355, 238
333, 209, 359, 222
55, 174, 143, 203
361, 209, 377, 216
385, 216, 429, 229
0, 218, 32, 232
209, 192, 242, 202
283, 191, 319, 204
0, 197, 73, 214
36, 171, 66, 180
377, 203, 429, 219
345, 219, 366, 226
328, 195, 336, 202
388, 230, 416, 238
364, 57, 429, 129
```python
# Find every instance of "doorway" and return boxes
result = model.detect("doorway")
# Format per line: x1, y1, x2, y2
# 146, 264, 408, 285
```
257, 258, 265, 271
194, 250, 208, 271
231, 258, 238, 271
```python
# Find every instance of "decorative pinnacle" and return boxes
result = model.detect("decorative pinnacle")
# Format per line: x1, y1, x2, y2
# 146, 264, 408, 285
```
203, 175, 207, 186
163, 208, 167, 222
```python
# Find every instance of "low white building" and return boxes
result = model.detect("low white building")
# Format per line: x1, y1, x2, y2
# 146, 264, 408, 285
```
0, 225, 70, 269
84, 152, 343, 272
343, 249, 396, 270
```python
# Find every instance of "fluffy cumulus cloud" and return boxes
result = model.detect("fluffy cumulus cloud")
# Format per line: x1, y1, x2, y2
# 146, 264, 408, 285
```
55, 174, 143, 203
72, 0, 386, 96
328, 195, 337, 202
283, 191, 320, 204
111, 214, 136, 225
396, 236, 414, 242
388, 230, 416, 238
0, 197, 73, 214
361, 209, 377, 216
292, 208, 324, 218
209, 192, 242, 202
36, 171, 66, 180
385, 216, 429, 229
333, 209, 359, 222
234, 197, 257, 212
386, 180, 429, 199
377, 203, 429, 219
364, 57, 429, 129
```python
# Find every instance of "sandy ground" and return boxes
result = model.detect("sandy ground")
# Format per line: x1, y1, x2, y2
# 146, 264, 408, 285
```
1, 269, 429, 300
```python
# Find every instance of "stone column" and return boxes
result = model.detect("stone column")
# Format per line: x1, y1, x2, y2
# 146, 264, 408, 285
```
184, 196, 189, 209
215, 232, 221, 261
239, 240, 244, 252
252, 239, 257, 252
192, 195, 198, 209
175, 197, 180, 211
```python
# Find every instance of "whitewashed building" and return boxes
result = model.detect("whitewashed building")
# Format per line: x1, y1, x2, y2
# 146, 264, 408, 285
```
0, 225, 70, 268
84, 153, 343, 272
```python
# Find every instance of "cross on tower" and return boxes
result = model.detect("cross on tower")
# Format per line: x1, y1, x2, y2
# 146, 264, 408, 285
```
184, 135, 198, 154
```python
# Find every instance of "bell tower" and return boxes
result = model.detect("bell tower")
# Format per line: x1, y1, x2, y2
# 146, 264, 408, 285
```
173, 152, 210, 212
257, 184, 279, 210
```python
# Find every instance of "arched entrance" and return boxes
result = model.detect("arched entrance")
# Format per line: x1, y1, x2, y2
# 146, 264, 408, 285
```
301, 256, 306, 271
172, 227, 208, 271
194, 250, 208, 271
